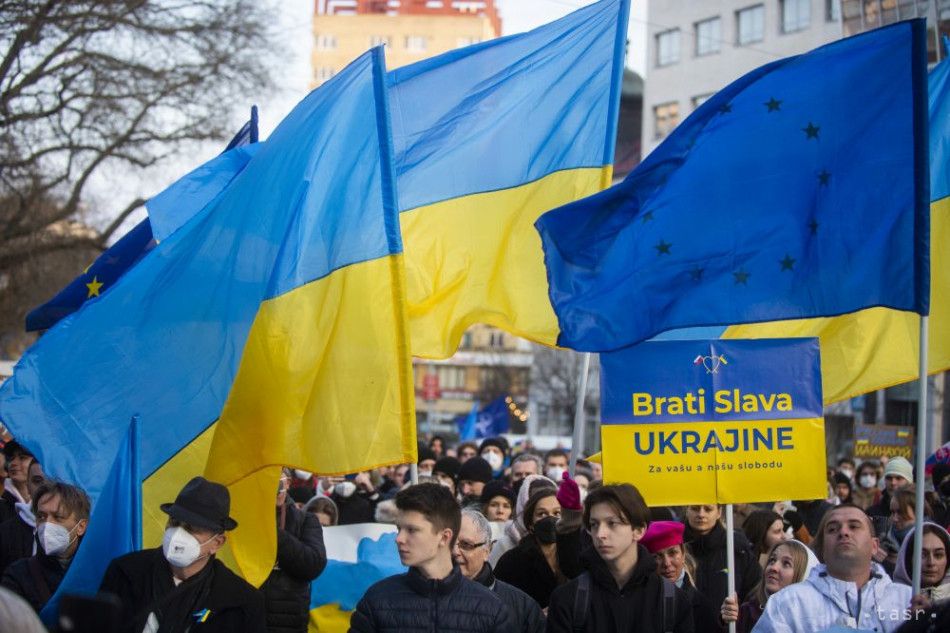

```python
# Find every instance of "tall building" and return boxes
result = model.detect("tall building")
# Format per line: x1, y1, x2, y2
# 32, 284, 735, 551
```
311, 0, 501, 86
642, 0, 948, 156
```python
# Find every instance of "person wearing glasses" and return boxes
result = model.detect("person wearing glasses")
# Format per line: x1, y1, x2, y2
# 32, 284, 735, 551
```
454, 508, 544, 632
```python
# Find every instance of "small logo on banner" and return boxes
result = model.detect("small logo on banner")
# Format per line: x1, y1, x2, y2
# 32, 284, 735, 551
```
694, 354, 728, 374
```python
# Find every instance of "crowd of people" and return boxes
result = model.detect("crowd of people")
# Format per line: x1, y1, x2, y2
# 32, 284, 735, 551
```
0, 434, 948, 632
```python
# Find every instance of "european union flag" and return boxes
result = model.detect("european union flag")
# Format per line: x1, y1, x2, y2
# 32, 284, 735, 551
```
455, 397, 510, 439
25, 108, 260, 332
536, 20, 929, 352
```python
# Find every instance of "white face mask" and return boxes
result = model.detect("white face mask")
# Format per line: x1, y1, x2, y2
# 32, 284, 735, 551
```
839, 468, 854, 480
417, 470, 433, 478
37, 521, 79, 557
334, 481, 357, 498
484, 452, 504, 472
859, 474, 877, 489
546, 466, 566, 482
162, 526, 217, 568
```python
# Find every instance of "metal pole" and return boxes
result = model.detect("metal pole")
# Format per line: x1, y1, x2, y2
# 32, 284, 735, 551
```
570, 352, 592, 477
726, 504, 737, 633
932, 0, 944, 63
912, 315, 929, 597
410, 463, 419, 486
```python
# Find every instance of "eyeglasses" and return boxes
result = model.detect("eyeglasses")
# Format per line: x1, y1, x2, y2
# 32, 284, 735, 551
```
456, 540, 487, 552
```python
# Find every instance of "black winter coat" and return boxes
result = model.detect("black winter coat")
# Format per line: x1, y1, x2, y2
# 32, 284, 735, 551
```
350, 564, 514, 633
0, 513, 34, 575
473, 562, 545, 633
0, 490, 19, 525
99, 547, 266, 633
682, 522, 761, 609
260, 501, 327, 633
1, 549, 67, 612
333, 492, 376, 525
546, 546, 693, 633
494, 534, 563, 608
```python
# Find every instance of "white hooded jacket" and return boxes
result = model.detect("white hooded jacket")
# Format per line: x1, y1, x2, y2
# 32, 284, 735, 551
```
752, 563, 913, 632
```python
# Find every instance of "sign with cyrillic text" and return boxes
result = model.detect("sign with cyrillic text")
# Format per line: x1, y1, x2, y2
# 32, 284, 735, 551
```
600, 339, 826, 505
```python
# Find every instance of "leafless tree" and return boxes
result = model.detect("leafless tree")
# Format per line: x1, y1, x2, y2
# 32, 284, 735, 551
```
530, 345, 600, 444
0, 0, 281, 352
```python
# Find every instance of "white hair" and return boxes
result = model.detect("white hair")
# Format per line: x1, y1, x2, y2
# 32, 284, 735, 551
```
461, 508, 492, 550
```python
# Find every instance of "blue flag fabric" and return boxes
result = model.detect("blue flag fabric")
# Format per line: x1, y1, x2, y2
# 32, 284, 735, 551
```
25, 109, 260, 332
455, 397, 510, 439
1, 50, 394, 615
536, 20, 930, 352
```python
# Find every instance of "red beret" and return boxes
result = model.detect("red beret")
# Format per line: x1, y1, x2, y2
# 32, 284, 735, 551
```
640, 520, 685, 554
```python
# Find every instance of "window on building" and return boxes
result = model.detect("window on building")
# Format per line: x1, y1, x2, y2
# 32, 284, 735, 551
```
314, 67, 336, 83
456, 36, 481, 48
437, 365, 466, 390
736, 5, 765, 45
656, 29, 680, 66
314, 34, 337, 51
827, 0, 841, 21
782, 0, 811, 33
695, 17, 722, 56
461, 331, 473, 349
369, 35, 391, 47
653, 102, 680, 140
405, 35, 428, 52
692, 93, 714, 110
488, 331, 506, 348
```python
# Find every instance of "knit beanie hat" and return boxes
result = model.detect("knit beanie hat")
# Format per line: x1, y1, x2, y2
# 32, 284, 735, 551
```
480, 480, 515, 506
884, 456, 914, 483
417, 445, 437, 465
479, 437, 509, 456
458, 456, 493, 483
434, 457, 462, 481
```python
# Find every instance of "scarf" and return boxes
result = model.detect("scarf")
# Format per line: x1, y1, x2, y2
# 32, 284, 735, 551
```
148, 557, 216, 633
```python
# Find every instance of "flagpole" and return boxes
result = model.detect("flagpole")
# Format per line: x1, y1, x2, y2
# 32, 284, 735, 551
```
130, 415, 142, 550
570, 352, 591, 477
911, 316, 928, 596
726, 504, 737, 633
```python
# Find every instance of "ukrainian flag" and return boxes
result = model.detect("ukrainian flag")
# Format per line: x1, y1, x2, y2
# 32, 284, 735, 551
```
0, 47, 414, 607
536, 20, 935, 404
391, 0, 631, 358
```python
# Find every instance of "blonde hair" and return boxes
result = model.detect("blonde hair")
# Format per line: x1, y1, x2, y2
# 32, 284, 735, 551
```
752, 541, 810, 606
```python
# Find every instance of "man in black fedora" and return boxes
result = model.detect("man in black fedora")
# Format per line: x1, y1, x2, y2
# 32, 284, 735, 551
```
99, 476, 265, 633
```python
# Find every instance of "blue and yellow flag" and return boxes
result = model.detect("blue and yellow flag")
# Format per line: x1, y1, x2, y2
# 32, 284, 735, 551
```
536, 21, 930, 378
0, 47, 414, 606
24, 110, 260, 332
391, 0, 631, 358
646, 28, 950, 405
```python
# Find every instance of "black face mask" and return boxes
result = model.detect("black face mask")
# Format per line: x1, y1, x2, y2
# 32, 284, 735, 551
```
459, 494, 481, 508
532, 516, 558, 544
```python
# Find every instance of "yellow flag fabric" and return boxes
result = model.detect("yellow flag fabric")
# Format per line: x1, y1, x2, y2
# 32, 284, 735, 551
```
726, 196, 950, 403
388, 0, 630, 358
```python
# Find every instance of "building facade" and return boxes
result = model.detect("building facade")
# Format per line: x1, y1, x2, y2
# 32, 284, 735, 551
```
642, 0, 948, 157
311, 0, 501, 87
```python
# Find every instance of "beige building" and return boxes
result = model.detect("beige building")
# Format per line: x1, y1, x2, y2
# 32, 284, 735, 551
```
311, 0, 501, 87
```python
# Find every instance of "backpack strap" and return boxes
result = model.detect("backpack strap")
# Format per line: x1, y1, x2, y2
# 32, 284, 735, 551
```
661, 577, 676, 633
27, 556, 52, 607
572, 572, 590, 633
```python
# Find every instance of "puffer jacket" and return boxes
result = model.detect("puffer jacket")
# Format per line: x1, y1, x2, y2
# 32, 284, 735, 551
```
893, 521, 950, 605
350, 564, 513, 632
546, 546, 693, 633
751, 563, 913, 632
683, 522, 761, 608
260, 501, 327, 633
473, 562, 545, 633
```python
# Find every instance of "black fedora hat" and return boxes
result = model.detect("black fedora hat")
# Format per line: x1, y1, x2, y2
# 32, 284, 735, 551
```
161, 476, 238, 532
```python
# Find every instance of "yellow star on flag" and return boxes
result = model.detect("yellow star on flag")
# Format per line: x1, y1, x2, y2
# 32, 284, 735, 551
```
86, 277, 104, 298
